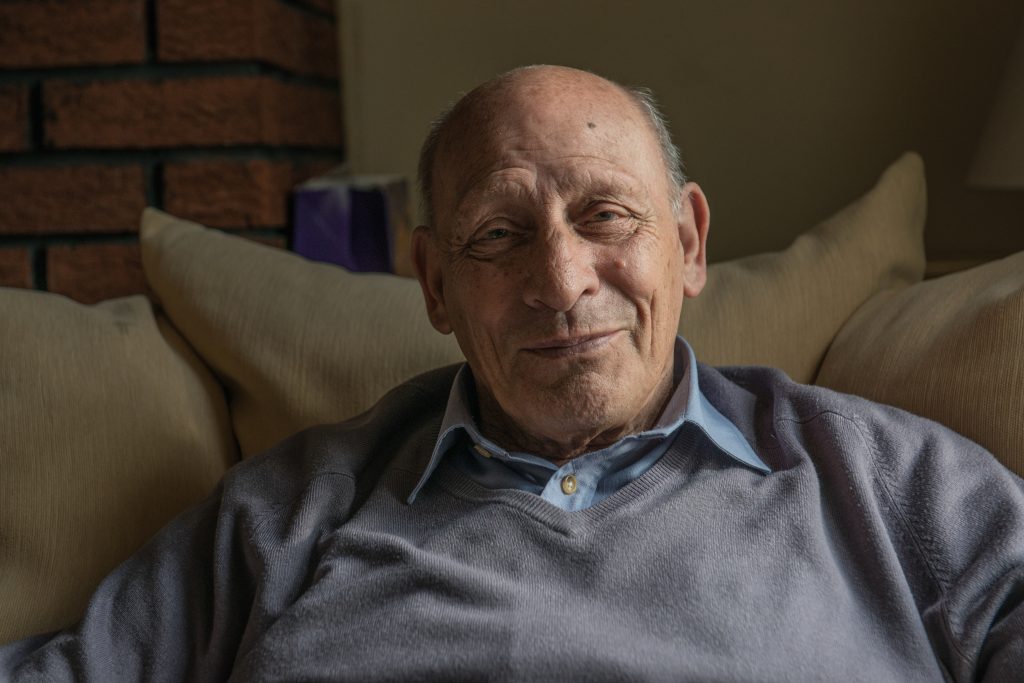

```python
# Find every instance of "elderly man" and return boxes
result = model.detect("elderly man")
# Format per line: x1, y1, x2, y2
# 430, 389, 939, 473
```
3, 65, 1023, 681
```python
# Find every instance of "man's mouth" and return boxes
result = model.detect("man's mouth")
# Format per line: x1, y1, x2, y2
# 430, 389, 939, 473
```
523, 331, 621, 358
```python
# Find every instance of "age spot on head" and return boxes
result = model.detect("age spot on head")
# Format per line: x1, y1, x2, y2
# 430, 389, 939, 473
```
587, 122, 596, 129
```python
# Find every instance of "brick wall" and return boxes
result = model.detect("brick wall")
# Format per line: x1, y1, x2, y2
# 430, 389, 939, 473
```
0, 0, 343, 303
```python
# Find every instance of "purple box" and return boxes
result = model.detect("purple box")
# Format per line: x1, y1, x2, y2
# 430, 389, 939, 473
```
292, 171, 410, 275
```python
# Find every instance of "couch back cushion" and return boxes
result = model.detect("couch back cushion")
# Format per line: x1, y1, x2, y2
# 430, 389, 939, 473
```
142, 153, 925, 456
142, 211, 465, 456
817, 251, 1024, 476
0, 292, 237, 642
683, 152, 926, 380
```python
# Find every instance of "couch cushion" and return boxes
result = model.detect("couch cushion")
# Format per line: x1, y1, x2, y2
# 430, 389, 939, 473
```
816, 251, 1024, 476
142, 212, 465, 457
681, 152, 926, 380
0, 292, 237, 642
141, 153, 925, 456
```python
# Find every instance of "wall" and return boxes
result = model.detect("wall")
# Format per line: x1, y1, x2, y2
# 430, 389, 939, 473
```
340, 0, 1024, 267
0, 0, 343, 303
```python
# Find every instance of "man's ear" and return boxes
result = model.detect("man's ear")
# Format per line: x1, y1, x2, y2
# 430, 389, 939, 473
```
411, 225, 453, 334
676, 181, 710, 298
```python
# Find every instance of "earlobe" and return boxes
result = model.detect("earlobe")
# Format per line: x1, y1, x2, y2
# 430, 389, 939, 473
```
677, 182, 710, 298
411, 225, 453, 334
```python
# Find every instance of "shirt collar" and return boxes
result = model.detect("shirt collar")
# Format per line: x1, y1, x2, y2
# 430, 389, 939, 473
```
407, 337, 769, 503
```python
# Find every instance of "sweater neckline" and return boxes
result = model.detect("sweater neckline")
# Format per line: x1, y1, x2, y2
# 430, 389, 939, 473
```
430, 426, 701, 534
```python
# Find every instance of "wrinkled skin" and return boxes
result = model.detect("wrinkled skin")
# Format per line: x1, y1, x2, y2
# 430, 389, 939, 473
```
413, 66, 709, 464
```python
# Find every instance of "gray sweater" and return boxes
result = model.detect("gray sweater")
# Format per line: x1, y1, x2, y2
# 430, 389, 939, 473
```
3, 364, 1023, 681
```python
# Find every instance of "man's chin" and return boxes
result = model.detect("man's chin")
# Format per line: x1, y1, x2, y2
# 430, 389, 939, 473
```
509, 373, 625, 422
513, 359, 618, 395
513, 346, 631, 392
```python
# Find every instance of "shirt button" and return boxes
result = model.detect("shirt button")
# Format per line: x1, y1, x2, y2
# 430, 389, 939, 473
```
560, 474, 577, 495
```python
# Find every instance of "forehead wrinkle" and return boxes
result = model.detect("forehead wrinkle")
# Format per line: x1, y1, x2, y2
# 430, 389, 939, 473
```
455, 167, 537, 214
459, 160, 645, 208
433, 74, 667, 233
547, 162, 649, 202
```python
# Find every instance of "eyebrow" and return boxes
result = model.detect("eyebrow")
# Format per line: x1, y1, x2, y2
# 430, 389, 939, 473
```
562, 173, 649, 204
457, 164, 649, 215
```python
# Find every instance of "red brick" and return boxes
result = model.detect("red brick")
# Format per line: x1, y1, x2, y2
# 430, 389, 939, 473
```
0, 1, 145, 68
44, 76, 343, 149
47, 242, 146, 304
0, 85, 29, 152
158, 0, 338, 79
255, 1, 337, 79
0, 248, 33, 289
0, 166, 147, 235
164, 159, 336, 228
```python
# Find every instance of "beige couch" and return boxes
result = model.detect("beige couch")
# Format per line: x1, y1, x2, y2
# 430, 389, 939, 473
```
2, 152, 1022, 643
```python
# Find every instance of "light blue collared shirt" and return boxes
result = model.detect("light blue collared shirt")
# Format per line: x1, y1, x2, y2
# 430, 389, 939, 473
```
407, 337, 770, 510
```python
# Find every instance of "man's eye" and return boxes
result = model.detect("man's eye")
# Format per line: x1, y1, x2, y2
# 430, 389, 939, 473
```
482, 227, 511, 240
463, 225, 519, 258
584, 208, 633, 228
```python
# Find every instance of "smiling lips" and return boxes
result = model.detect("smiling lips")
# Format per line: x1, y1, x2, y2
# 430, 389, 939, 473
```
523, 330, 621, 358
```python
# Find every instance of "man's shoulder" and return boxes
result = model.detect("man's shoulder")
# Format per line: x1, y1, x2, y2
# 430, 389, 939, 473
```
701, 362, 944, 427
218, 363, 462, 517
698, 362, 992, 471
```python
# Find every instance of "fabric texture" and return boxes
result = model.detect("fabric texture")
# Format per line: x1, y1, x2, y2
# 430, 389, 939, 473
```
3, 363, 1022, 681
139, 153, 925, 457
140, 207, 464, 457
682, 151, 926, 380
817, 250, 1024, 476
0, 291, 237, 643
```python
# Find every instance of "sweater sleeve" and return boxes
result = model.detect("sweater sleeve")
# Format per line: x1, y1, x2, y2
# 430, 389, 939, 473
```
0, 420, 363, 683
860, 406, 1024, 680
0, 482, 255, 682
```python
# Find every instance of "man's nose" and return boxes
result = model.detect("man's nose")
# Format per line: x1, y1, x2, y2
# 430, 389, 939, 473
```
522, 224, 600, 312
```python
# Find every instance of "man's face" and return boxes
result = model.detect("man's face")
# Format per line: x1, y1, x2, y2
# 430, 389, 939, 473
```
414, 69, 708, 455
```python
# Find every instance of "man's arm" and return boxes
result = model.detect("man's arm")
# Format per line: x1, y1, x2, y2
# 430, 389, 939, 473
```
0, 422, 358, 682
859, 403, 1024, 679
0, 483, 254, 681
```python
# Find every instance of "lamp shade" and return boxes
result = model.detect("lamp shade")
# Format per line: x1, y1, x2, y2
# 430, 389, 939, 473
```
969, 25, 1024, 188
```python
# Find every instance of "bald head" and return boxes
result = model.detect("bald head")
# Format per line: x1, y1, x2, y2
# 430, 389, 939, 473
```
417, 66, 685, 228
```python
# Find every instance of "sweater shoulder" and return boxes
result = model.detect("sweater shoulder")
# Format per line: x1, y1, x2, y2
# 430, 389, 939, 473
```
217, 363, 460, 519
702, 362, 934, 428
699, 363, 993, 474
